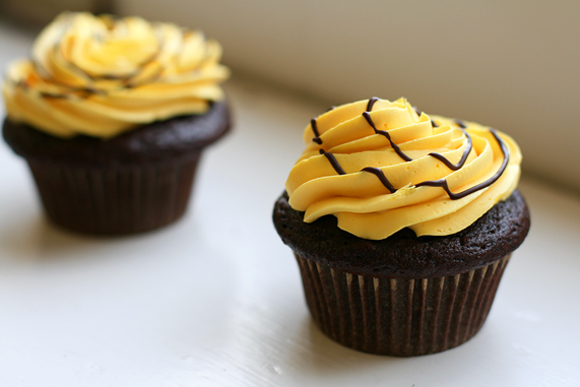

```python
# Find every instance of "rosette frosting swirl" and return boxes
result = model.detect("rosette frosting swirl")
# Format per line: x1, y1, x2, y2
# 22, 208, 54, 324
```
2, 12, 230, 138
285, 97, 522, 240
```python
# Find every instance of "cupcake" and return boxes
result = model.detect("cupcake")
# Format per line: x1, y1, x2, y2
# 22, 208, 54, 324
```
273, 97, 530, 356
2, 12, 231, 235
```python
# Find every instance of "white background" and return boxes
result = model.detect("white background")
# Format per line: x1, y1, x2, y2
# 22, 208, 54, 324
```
1, 13, 580, 387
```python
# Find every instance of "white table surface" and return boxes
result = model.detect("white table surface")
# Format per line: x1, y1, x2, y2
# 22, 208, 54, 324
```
1, 21, 580, 387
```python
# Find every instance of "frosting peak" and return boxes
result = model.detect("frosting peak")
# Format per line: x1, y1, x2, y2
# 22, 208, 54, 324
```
285, 98, 522, 240
2, 12, 230, 138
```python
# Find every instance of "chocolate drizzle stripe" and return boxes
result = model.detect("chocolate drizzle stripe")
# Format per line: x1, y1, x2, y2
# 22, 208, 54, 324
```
67, 31, 166, 83
22, 25, 208, 100
361, 167, 396, 193
415, 129, 510, 200
455, 120, 467, 128
312, 97, 378, 144
362, 111, 413, 162
311, 118, 320, 137
427, 130, 473, 171
311, 118, 322, 144
316, 128, 507, 200
311, 98, 509, 200
40, 93, 70, 99
366, 97, 379, 112
319, 149, 345, 175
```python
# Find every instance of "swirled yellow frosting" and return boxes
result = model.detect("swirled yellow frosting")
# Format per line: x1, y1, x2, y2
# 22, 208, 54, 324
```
285, 97, 522, 240
2, 12, 230, 138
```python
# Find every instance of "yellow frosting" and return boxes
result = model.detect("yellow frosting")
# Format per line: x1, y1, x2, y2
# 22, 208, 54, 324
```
285, 98, 522, 240
2, 12, 230, 138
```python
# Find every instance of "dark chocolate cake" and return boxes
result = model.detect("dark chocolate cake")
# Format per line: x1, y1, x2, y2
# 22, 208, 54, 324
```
273, 190, 530, 279
274, 191, 529, 356
3, 100, 231, 167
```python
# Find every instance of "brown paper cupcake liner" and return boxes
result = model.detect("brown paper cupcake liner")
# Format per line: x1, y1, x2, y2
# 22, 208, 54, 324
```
27, 155, 200, 235
295, 253, 510, 356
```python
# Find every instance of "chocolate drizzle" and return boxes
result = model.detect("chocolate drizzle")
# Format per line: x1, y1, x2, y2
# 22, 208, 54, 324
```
14, 25, 204, 101
310, 118, 320, 137
428, 130, 473, 171
311, 118, 322, 144
311, 98, 510, 200
40, 92, 70, 99
319, 149, 346, 175
362, 111, 413, 162
455, 119, 467, 128
360, 167, 396, 193
312, 97, 379, 144
366, 97, 379, 112
416, 129, 509, 199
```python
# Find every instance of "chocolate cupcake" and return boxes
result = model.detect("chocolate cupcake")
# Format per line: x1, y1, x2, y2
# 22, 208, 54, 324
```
273, 97, 530, 356
2, 12, 231, 235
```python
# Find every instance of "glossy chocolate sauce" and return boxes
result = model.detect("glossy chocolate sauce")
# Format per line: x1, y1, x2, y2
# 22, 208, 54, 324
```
319, 149, 346, 175
20, 46, 164, 100
366, 97, 379, 112
428, 130, 472, 171
455, 119, 467, 128
310, 98, 510, 200
311, 118, 322, 144
415, 129, 509, 199
361, 167, 396, 193
362, 111, 413, 162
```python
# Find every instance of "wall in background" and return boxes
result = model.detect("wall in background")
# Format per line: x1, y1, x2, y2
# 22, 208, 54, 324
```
0, 0, 113, 26
125, 1, 578, 193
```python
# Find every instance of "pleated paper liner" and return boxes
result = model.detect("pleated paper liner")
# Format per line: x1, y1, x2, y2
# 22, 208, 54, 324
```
27, 154, 200, 235
296, 253, 510, 356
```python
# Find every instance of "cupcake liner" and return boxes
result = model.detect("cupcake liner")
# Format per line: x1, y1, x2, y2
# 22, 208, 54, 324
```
295, 253, 511, 356
27, 155, 200, 235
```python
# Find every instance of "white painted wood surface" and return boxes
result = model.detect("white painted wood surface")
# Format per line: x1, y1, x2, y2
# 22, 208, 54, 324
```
1, 21, 579, 386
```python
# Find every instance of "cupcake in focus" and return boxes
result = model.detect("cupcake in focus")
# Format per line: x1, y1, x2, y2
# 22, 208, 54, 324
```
273, 97, 530, 356
2, 12, 231, 235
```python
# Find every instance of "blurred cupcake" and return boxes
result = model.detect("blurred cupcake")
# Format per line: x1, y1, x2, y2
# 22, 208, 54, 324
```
273, 97, 530, 356
3, 12, 231, 235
